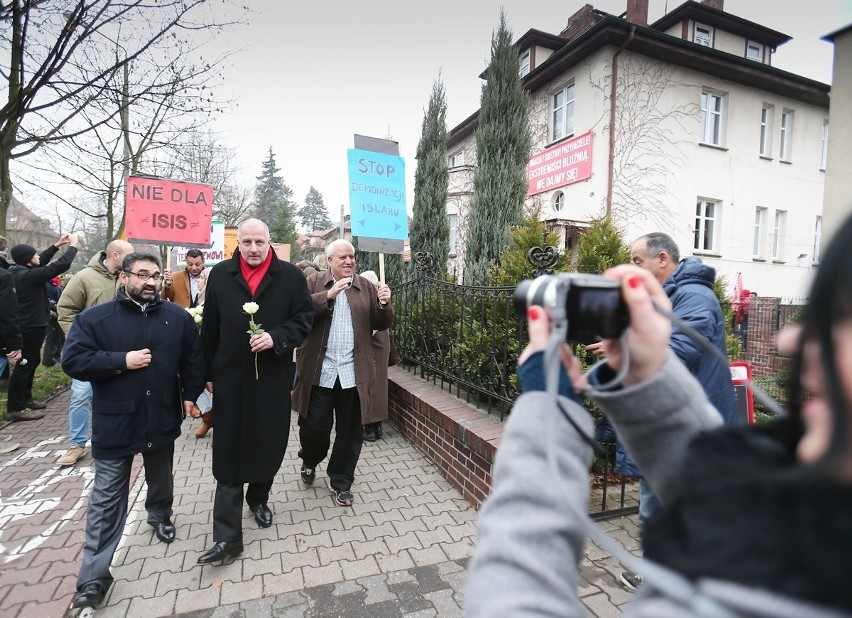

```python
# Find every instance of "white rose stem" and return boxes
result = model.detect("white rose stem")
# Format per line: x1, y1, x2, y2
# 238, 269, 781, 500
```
379, 253, 385, 285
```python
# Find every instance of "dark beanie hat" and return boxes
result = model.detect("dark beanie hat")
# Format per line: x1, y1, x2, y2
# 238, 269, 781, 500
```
10, 244, 36, 265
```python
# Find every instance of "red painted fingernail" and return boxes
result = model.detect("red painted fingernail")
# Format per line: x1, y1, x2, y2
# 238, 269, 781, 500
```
527, 307, 540, 320
628, 276, 641, 289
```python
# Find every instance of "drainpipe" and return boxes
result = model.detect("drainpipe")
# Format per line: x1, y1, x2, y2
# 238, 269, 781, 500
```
606, 26, 636, 219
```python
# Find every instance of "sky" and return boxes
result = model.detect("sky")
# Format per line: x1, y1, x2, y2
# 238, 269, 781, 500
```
205, 0, 852, 230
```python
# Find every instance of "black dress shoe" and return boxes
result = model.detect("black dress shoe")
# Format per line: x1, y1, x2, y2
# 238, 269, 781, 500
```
251, 503, 272, 528
24, 400, 46, 410
72, 582, 105, 609
197, 541, 243, 565
363, 426, 377, 442
151, 519, 175, 543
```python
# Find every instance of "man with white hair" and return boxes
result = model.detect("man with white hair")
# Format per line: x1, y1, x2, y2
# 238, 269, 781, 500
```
292, 240, 393, 506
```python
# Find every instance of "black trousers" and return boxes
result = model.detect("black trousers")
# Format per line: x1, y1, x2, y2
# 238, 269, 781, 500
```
7, 326, 46, 412
77, 443, 174, 593
212, 480, 273, 543
298, 379, 363, 492
42, 319, 65, 367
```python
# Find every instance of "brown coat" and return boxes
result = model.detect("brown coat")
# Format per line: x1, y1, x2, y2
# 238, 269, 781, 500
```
161, 268, 209, 308
365, 329, 390, 424
292, 270, 393, 423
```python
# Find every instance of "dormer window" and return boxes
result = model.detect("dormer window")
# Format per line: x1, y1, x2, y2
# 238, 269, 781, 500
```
746, 41, 763, 62
694, 23, 713, 47
519, 50, 530, 77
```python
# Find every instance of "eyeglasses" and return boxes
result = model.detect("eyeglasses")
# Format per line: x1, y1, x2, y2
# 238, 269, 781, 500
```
124, 271, 162, 283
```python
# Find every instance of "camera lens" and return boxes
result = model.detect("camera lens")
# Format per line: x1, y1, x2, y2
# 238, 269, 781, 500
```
513, 279, 534, 316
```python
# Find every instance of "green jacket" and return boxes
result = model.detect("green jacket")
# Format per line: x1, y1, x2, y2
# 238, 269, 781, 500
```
57, 252, 122, 334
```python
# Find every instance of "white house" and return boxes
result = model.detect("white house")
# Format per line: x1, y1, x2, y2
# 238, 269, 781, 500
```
446, 0, 830, 298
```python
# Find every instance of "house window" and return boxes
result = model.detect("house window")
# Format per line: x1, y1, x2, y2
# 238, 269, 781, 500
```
772, 210, 786, 260
780, 110, 794, 161
700, 90, 725, 146
759, 105, 773, 157
552, 191, 564, 212
813, 216, 822, 263
746, 42, 763, 62
694, 200, 717, 252
694, 23, 713, 47
519, 50, 530, 77
448, 214, 458, 255
753, 206, 766, 257
449, 150, 465, 168
820, 119, 829, 170
551, 84, 575, 142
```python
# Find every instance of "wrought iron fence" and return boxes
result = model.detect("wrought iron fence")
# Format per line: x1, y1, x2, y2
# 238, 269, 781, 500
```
393, 273, 527, 420
392, 270, 638, 518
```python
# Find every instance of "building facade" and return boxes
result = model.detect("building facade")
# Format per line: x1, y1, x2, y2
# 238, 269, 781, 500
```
446, 0, 830, 297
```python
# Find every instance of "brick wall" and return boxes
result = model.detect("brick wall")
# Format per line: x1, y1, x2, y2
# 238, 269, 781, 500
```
741, 296, 796, 379
387, 367, 501, 509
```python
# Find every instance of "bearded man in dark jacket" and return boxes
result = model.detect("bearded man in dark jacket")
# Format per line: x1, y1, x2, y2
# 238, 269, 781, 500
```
197, 218, 313, 566
62, 252, 205, 610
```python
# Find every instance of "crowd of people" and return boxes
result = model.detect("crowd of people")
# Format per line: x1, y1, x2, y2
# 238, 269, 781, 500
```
0, 220, 396, 610
4, 209, 851, 615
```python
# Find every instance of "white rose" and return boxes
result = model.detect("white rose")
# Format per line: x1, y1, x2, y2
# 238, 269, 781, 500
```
194, 314, 203, 324
242, 302, 260, 315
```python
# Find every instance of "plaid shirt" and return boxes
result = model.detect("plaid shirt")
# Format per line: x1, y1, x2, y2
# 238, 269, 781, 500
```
319, 287, 356, 389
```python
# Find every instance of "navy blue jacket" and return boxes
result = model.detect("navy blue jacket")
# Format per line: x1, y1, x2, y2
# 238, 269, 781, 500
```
664, 257, 737, 425
62, 289, 205, 459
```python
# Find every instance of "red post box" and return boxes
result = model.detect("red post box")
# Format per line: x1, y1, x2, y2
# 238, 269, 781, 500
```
729, 361, 754, 424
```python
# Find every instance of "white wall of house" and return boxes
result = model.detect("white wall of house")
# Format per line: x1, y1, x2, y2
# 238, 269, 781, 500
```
448, 41, 827, 298
822, 26, 852, 245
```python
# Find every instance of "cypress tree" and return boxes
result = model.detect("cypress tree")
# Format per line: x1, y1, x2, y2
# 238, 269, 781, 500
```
410, 75, 449, 275
464, 10, 531, 285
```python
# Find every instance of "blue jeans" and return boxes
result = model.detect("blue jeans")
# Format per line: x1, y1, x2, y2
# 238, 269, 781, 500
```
638, 476, 662, 534
69, 379, 93, 447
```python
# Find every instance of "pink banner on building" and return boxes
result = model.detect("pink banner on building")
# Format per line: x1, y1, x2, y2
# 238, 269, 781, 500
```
526, 131, 594, 196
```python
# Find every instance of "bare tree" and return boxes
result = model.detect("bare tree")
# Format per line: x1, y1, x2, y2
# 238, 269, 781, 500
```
0, 0, 245, 236
164, 129, 256, 227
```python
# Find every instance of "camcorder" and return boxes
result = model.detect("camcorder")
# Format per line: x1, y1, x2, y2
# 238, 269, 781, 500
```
513, 273, 630, 345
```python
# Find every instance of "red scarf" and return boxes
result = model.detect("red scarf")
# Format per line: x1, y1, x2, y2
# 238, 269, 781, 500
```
239, 250, 273, 297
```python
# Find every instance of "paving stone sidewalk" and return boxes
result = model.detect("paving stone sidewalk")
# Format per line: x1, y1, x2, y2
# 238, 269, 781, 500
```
0, 387, 641, 617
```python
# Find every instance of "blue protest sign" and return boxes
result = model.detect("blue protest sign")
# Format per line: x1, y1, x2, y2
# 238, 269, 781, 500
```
347, 148, 408, 240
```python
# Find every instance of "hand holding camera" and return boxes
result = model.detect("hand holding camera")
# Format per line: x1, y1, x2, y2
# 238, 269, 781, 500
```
517, 266, 672, 389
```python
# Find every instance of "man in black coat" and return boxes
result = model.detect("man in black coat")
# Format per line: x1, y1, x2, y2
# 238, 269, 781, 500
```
197, 218, 313, 566
0, 267, 23, 453
7, 233, 78, 420
62, 252, 205, 610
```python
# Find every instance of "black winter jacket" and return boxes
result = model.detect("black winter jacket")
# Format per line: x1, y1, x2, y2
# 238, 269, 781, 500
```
8, 245, 77, 329
62, 289, 205, 459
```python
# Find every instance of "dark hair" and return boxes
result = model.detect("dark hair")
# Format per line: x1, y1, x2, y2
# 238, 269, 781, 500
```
639, 232, 680, 263
122, 252, 161, 272
186, 248, 204, 260
788, 211, 852, 471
